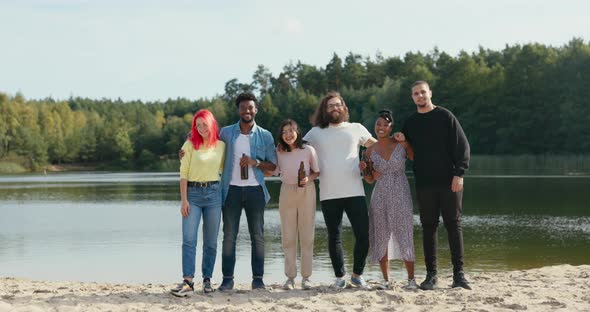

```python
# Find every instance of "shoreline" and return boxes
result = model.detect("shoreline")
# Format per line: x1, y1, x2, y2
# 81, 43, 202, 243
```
1, 264, 588, 311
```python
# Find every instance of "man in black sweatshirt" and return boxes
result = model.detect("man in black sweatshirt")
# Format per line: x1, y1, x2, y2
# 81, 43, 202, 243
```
401, 80, 471, 290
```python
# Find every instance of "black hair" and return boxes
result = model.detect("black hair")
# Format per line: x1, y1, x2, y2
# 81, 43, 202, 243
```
235, 92, 258, 108
277, 119, 306, 152
377, 109, 394, 124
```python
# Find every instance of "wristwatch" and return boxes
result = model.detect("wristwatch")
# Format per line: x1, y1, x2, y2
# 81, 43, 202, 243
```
255, 159, 261, 167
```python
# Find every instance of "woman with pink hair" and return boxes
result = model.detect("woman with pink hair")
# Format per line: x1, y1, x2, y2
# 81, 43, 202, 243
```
171, 109, 225, 296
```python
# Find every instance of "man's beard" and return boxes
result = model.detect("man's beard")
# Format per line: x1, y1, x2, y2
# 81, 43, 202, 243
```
327, 111, 346, 124
241, 116, 254, 124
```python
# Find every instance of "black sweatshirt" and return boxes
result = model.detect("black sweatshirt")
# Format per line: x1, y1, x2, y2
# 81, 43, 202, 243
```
401, 106, 470, 188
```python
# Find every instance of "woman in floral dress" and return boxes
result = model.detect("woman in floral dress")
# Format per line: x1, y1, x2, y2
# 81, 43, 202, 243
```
360, 109, 417, 290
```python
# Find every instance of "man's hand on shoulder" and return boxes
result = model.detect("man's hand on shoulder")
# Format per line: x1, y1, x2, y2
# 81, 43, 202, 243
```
393, 132, 405, 142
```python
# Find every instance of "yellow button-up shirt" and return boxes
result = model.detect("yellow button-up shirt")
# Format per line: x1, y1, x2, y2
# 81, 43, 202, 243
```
180, 140, 225, 182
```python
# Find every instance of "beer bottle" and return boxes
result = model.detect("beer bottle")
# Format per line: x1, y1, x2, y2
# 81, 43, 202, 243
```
366, 157, 375, 177
240, 153, 248, 180
297, 161, 305, 187
362, 151, 373, 177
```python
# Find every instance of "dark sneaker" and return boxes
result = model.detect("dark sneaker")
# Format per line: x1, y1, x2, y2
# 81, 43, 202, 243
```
170, 281, 184, 293
251, 278, 266, 290
203, 278, 214, 293
170, 279, 194, 297
452, 272, 472, 290
419, 271, 438, 290
218, 278, 234, 292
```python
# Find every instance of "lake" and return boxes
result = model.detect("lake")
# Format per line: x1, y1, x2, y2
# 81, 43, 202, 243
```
1, 159, 589, 285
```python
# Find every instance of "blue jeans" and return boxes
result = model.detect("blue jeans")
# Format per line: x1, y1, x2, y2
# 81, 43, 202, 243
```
221, 185, 266, 279
182, 183, 222, 279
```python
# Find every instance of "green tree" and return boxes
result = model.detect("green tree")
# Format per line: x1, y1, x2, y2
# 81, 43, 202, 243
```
252, 64, 273, 98
256, 94, 280, 133
325, 53, 343, 91
224, 78, 254, 102
295, 62, 327, 96
342, 52, 366, 89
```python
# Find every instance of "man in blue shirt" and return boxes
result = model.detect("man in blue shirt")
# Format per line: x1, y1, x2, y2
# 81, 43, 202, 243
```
217, 92, 277, 291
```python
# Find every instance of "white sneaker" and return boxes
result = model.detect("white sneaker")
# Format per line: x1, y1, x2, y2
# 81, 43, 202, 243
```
331, 277, 347, 289
406, 278, 418, 290
375, 280, 391, 290
350, 276, 372, 290
301, 278, 312, 290
282, 278, 295, 290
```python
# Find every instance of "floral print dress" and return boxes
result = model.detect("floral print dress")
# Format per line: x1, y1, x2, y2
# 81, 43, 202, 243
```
368, 143, 416, 263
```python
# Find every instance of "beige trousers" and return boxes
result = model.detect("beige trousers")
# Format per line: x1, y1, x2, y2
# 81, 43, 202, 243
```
278, 183, 316, 279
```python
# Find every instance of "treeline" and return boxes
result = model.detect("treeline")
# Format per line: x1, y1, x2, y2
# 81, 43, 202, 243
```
1, 38, 589, 171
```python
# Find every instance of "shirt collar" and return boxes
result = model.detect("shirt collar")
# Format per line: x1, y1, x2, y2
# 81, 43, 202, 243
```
233, 120, 258, 134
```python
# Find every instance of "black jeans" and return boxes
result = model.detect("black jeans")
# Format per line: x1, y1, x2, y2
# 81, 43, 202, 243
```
221, 185, 266, 279
416, 186, 464, 274
320, 196, 369, 277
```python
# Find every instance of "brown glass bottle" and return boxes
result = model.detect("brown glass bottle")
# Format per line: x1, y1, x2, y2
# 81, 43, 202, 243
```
362, 151, 374, 177
297, 161, 305, 187
240, 153, 248, 180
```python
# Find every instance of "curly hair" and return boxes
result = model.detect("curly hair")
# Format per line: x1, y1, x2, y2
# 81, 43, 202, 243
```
235, 92, 258, 108
311, 91, 350, 128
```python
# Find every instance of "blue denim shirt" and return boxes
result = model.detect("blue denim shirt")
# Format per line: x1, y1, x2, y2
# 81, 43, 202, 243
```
219, 121, 277, 204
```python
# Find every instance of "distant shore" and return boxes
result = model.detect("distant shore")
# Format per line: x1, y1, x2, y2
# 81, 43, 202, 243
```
0, 161, 97, 174
1, 265, 588, 311
2, 154, 590, 175
0, 160, 179, 174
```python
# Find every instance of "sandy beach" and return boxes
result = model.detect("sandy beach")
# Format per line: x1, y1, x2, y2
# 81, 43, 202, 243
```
1, 264, 588, 312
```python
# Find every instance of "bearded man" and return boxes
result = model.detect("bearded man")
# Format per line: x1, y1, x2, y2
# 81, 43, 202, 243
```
302, 92, 379, 290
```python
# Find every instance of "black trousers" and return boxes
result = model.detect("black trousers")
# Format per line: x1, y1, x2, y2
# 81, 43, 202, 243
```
320, 196, 369, 277
416, 186, 465, 274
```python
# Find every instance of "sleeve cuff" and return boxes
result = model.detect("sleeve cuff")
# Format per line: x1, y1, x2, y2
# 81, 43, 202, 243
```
453, 169, 466, 177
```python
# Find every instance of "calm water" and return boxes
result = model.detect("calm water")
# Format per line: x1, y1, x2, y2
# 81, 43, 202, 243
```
1, 168, 589, 285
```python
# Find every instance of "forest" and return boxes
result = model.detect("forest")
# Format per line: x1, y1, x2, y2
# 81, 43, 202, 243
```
1, 38, 589, 172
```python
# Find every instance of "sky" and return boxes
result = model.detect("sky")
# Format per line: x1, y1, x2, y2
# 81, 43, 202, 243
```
0, 0, 588, 101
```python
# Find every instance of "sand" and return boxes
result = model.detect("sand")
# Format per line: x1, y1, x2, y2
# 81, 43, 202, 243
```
1, 264, 589, 312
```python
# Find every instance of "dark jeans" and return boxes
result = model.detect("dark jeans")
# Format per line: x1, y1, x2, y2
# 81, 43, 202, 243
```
416, 186, 465, 274
221, 185, 266, 279
320, 196, 369, 277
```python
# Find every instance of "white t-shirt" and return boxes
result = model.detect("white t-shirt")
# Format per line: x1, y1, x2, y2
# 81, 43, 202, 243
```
303, 122, 372, 201
230, 134, 259, 186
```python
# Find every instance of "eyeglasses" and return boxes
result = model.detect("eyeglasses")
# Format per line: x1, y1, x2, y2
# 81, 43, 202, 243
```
327, 102, 344, 109
281, 129, 297, 134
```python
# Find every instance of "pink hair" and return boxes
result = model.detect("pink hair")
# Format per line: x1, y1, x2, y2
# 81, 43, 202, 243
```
190, 109, 220, 150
